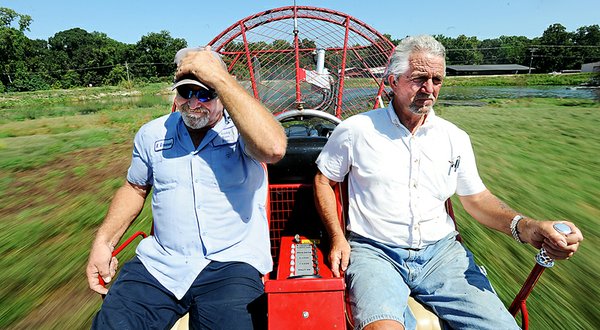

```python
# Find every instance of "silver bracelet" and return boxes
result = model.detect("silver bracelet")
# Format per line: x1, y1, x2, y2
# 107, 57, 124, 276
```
510, 214, 525, 243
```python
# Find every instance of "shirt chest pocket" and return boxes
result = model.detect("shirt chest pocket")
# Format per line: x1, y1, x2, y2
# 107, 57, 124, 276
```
153, 158, 190, 192
421, 149, 457, 200
210, 139, 247, 188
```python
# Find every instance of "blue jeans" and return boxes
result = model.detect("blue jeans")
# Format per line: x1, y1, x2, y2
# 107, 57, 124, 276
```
346, 232, 520, 330
92, 257, 266, 330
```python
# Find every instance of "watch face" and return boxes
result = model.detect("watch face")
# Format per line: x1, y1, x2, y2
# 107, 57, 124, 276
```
553, 223, 571, 235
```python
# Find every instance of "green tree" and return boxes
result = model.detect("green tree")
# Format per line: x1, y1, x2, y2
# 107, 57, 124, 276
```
382, 33, 399, 46
104, 64, 128, 85
535, 23, 575, 72
573, 25, 600, 65
131, 31, 187, 80
47, 28, 130, 87
444, 35, 483, 65
0, 8, 41, 90
61, 70, 81, 89
0, 27, 45, 91
479, 38, 503, 63
479, 36, 532, 66
498, 36, 532, 66
0, 7, 32, 31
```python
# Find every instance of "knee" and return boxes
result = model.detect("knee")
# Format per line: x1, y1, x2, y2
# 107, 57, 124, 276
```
363, 319, 405, 330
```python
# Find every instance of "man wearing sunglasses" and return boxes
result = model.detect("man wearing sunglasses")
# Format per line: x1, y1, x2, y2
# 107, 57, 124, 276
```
87, 46, 287, 329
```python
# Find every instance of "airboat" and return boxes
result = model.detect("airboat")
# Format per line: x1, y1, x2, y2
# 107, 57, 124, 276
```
101, 5, 567, 329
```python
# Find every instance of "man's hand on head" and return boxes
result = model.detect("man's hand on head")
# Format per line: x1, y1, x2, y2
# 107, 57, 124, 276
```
175, 46, 229, 89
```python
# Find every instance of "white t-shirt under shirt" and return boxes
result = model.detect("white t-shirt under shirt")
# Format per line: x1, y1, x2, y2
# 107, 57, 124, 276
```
316, 103, 486, 249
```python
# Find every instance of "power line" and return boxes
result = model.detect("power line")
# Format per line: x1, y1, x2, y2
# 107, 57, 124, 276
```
446, 45, 600, 52
1, 62, 174, 76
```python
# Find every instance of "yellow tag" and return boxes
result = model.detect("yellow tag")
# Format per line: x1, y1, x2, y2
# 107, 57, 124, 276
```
301, 239, 320, 244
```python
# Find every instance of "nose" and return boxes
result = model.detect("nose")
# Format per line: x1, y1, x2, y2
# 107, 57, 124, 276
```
421, 78, 434, 93
187, 97, 207, 109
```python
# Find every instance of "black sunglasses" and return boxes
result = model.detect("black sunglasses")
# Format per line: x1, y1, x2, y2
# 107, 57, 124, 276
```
176, 85, 218, 102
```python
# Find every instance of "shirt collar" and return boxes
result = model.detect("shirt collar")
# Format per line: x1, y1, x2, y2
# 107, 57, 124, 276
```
176, 110, 230, 151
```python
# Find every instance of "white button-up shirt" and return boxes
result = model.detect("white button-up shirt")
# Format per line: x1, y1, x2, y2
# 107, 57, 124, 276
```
316, 103, 485, 248
127, 111, 272, 299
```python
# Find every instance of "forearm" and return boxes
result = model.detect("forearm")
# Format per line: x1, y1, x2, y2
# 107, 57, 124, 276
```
314, 172, 345, 240
212, 74, 286, 163
459, 189, 519, 236
459, 189, 584, 260
94, 181, 149, 247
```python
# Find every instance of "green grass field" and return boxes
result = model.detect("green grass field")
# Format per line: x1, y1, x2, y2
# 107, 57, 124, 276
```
1, 80, 598, 329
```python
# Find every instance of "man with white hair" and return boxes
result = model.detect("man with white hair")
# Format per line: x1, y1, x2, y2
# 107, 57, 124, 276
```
86, 46, 286, 329
314, 35, 583, 330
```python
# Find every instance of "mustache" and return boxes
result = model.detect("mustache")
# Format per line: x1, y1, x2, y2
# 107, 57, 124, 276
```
415, 94, 436, 101
180, 103, 208, 112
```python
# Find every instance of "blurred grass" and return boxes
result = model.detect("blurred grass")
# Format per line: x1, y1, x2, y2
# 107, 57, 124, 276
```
442, 72, 595, 86
0, 84, 169, 329
438, 98, 600, 329
343, 72, 595, 88
1, 82, 599, 329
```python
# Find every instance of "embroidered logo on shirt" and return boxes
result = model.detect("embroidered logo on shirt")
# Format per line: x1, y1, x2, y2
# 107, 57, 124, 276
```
220, 129, 235, 142
154, 138, 174, 152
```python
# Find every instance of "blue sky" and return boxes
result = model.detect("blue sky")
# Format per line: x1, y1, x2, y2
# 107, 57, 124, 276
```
4, 0, 599, 46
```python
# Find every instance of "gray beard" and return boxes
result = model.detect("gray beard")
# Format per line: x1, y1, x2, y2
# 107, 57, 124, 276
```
181, 111, 210, 129
408, 103, 432, 115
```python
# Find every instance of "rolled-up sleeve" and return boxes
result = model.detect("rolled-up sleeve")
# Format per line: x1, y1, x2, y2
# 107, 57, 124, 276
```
455, 134, 485, 196
316, 122, 352, 183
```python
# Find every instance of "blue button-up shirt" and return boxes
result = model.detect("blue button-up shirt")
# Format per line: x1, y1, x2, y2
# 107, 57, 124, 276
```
127, 111, 272, 299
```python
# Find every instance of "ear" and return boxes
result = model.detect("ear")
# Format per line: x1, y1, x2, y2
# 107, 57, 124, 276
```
388, 75, 396, 87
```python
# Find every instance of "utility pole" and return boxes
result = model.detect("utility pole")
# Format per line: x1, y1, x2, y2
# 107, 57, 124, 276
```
528, 48, 537, 74
125, 61, 131, 85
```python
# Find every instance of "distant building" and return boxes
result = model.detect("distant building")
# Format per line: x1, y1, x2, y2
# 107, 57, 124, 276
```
581, 61, 600, 73
446, 64, 532, 76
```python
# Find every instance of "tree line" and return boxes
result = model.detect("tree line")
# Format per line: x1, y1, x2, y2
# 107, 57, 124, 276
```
1, 7, 599, 93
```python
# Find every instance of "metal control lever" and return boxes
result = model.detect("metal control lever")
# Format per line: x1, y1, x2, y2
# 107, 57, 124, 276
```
509, 222, 573, 323
535, 223, 572, 268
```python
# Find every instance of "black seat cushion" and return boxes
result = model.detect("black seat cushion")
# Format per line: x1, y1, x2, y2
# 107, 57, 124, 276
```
267, 136, 328, 184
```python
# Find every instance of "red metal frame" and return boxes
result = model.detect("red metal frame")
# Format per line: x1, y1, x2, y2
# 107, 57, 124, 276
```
208, 6, 394, 54
97, 231, 148, 289
335, 16, 350, 118
265, 182, 347, 329
240, 22, 259, 99
293, 6, 302, 106
508, 264, 547, 330
268, 183, 309, 263
206, 6, 396, 119
266, 183, 342, 267
265, 235, 346, 329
